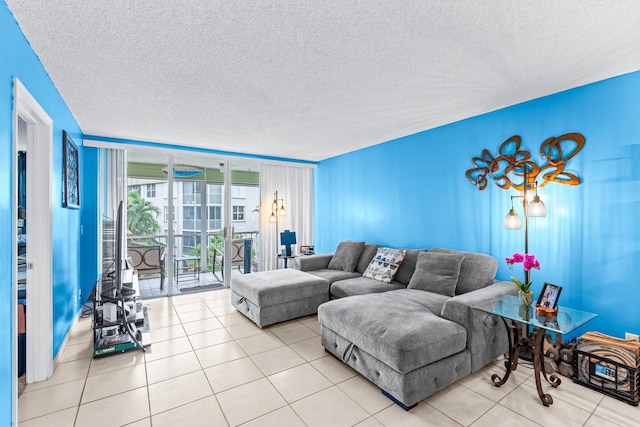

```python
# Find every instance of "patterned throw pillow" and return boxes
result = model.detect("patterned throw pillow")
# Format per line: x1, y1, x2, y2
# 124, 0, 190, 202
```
362, 247, 407, 283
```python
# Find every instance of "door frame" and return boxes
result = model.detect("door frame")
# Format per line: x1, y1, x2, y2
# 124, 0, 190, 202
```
222, 160, 232, 286
13, 78, 54, 402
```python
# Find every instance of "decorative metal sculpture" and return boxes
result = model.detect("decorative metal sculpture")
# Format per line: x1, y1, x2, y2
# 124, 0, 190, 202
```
466, 132, 585, 191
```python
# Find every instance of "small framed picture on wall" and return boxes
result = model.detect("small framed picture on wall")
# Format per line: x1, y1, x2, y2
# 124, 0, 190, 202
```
63, 130, 80, 208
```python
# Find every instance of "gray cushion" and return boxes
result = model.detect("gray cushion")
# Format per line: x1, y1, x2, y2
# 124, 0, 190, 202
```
318, 291, 467, 373
328, 241, 365, 272
408, 252, 465, 297
430, 248, 498, 294
394, 249, 427, 285
330, 276, 405, 298
231, 269, 329, 306
306, 269, 362, 285
356, 243, 380, 274
390, 288, 450, 316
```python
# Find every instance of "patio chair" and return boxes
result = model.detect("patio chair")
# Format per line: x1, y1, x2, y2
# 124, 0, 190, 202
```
212, 239, 251, 281
128, 242, 166, 291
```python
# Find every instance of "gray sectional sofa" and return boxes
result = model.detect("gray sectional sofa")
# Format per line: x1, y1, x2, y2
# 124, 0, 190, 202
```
296, 241, 517, 409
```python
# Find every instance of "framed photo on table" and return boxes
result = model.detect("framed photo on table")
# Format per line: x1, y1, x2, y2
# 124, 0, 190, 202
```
299, 245, 315, 255
63, 130, 80, 208
537, 282, 562, 309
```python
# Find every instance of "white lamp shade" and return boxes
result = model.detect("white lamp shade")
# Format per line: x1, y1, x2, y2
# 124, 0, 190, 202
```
528, 196, 546, 217
504, 209, 522, 230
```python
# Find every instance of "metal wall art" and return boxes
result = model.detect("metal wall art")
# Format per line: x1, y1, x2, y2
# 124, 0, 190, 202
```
466, 132, 585, 191
63, 130, 80, 208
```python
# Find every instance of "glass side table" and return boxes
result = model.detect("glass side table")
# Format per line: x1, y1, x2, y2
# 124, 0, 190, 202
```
476, 295, 597, 406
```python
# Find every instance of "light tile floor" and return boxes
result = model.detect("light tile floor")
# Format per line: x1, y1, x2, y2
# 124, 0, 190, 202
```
18, 288, 640, 426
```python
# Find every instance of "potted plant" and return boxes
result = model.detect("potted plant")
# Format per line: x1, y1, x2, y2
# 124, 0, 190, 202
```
505, 253, 540, 305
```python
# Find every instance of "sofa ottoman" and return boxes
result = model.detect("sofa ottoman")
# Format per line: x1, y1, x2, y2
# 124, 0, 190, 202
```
318, 290, 472, 409
231, 269, 330, 327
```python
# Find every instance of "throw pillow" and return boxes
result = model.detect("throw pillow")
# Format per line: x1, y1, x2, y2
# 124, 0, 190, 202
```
430, 248, 498, 294
408, 252, 465, 296
327, 241, 365, 272
362, 247, 407, 283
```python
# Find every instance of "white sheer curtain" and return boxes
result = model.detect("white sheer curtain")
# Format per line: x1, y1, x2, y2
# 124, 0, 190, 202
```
258, 164, 313, 271
101, 148, 127, 271
104, 148, 126, 219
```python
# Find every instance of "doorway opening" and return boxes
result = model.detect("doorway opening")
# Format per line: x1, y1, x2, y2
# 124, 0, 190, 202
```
12, 78, 54, 423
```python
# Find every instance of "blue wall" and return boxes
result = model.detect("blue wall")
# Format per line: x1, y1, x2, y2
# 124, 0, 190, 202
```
1, 3, 89, 422
315, 70, 640, 340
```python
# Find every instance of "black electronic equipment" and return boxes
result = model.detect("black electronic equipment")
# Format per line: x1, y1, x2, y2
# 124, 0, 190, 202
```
92, 201, 146, 357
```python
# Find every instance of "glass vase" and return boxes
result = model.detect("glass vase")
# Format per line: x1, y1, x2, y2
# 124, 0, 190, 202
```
520, 291, 534, 306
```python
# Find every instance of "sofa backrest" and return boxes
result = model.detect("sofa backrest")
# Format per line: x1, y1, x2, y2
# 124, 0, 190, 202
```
356, 244, 380, 274
429, 248, 497, 294
394, 249, 427, 286
354, 245, 426, 286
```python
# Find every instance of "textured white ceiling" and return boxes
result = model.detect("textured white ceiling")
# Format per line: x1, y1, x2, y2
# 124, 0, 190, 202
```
7, 1, 640, 162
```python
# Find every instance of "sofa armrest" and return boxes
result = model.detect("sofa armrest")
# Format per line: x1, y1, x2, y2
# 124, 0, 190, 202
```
441, 281, 517, 372
295, 254, 333, 271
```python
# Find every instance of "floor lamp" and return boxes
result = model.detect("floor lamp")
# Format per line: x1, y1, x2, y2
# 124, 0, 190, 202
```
503, 167, 546, 287
503, 166, 546, 360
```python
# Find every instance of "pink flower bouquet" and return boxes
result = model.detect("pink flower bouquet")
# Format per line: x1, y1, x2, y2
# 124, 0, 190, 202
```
505, 253, 540, 293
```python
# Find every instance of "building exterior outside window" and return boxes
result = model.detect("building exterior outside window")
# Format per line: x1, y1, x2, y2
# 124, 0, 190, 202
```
182, 206, 201, 230
208, 184, 222, 204
209, 206, 222, 230
146, 183, 156, 198
127, 178, 259, 258
182, 181, 202, 205
232, 205, 246, 221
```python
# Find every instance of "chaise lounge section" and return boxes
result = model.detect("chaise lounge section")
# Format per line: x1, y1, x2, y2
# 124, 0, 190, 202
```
307, 242, 516, 409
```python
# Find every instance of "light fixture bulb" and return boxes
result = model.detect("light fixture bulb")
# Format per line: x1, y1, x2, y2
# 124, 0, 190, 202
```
279, 206, 286, 216
521, 186, 535, 203
504, 208, 522, 230
269, 212, 276, 223
528, 195, 546, 217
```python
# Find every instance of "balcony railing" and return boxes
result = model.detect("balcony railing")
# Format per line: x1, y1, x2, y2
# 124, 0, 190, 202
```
127, 230, 259, 273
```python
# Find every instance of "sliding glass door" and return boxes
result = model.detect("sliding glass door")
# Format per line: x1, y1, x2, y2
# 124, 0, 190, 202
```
125, 151, 259, 297
126, 151, 171, 298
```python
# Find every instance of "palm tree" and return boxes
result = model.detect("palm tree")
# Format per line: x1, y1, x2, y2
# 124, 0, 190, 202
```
127, 190, 161, 239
